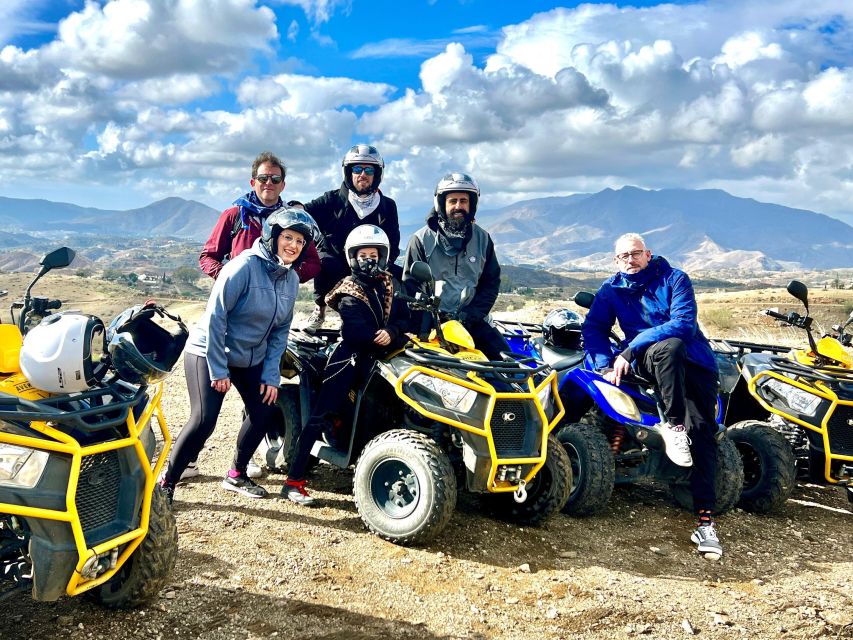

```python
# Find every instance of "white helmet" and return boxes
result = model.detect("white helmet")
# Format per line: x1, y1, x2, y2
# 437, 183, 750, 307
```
344, 224, 390, 278
342, 144, 384, 192
19, 313, 108, 393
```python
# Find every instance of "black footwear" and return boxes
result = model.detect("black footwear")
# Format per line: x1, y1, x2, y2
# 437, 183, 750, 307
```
222, 473, 268, 498
158, 478, 175, 506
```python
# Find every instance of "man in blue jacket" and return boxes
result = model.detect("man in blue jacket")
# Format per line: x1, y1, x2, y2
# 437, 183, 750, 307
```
582, 233, 723, 558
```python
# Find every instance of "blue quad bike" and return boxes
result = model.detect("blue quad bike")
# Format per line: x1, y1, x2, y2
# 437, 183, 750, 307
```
495, 292, 757, 517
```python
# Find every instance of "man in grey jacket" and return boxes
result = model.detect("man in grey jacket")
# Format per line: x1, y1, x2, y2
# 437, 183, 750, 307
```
402, 172, 509, 360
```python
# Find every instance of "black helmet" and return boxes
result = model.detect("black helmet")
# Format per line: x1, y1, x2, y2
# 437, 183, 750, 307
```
542, 308, 584, 350
261, 208, 319, 257
107, 302, 188, 385
434, 172, 480, 238
342, 144, 384, 193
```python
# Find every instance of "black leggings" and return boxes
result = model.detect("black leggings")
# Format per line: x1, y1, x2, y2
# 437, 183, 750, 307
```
635, 338, 719, 513
163, 353, 278, 484
288, 342, 375, 481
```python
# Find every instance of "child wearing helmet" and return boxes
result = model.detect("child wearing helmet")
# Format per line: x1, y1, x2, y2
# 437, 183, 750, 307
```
283, 224, 409, 506
160, 208, 319, 503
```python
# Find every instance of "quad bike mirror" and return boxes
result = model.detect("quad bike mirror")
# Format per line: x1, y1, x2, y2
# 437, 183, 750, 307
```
410, 261, 433, 284
573, 291, 595, 310
39, 247, 76, 271
786, 280, 809, 312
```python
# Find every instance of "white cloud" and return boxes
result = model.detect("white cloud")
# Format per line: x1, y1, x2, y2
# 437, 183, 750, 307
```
236, 73, 394, 112
45, 0, 278, 80
275, 0, 350, 25
118, 74, 218, 105
2, 0, 853, 222
287, 19, 299, 42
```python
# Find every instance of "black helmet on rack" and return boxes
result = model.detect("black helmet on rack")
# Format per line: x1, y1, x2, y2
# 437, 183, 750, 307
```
342, 144, 384, 193
542, 308, 584, 350
260, 208, 319, 258
107, 302, 189, 385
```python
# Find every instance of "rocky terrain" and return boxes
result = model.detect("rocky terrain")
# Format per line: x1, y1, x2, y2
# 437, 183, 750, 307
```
4, 301, 853, 640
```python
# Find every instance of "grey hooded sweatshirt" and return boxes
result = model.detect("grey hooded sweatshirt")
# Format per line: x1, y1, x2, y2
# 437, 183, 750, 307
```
185, 238, 297, 386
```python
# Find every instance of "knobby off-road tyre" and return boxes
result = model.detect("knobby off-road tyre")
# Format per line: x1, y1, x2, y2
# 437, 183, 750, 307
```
89, 487, 178, 608
257, 385, 303, 473
670, 435, 744, 515
556, 423, 615, 516
483, 434, 573, 526
353, 430, 456, 546
728, 420, 796, 513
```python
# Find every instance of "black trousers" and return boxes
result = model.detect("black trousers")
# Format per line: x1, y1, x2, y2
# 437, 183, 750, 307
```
288, 342, 375, 481
163, 353, 279, 484
463, 316, 511, 361
313, 255, 350, 308
634, 338, 719, 513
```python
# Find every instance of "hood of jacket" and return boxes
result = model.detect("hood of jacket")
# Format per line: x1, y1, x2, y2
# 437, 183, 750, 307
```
247, 238, 296, 278
608, 255, 672, 292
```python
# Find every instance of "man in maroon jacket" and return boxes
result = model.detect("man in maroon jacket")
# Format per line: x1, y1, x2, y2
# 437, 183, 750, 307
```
200, 151, 320, 281
188, 151, 319, 480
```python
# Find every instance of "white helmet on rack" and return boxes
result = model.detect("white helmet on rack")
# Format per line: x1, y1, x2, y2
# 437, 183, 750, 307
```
344, 224, 390, 278
19, 313, 108, 393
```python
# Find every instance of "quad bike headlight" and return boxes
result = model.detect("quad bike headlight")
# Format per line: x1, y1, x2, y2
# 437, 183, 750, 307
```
0, 443, 49, 488
409, 373, 478, 413
761, 378, 822, 416
593, 380, 641, 422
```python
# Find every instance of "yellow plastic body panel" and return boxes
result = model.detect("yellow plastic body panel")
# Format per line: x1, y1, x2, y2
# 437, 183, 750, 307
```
0, 382, 172, 596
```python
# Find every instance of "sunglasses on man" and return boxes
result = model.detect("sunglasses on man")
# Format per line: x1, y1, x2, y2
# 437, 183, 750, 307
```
255, 174, 283, 184
351, 166, 376, 176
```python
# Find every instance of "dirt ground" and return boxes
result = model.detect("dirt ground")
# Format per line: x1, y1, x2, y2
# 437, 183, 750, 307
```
3, 287, 853, 639
5, 315, 853, 640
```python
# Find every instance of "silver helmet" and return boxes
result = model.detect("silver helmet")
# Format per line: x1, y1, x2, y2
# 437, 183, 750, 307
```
433, 172, 480, 237
342, 144, 384, 193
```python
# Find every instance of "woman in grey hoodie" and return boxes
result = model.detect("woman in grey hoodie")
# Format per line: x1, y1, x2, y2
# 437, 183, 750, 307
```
160, 208, 319, 502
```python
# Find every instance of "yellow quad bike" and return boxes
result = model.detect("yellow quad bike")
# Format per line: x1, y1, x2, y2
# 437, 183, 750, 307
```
719, 280, 853, 507
270, 261, 571, 545
0, 247, 184, 607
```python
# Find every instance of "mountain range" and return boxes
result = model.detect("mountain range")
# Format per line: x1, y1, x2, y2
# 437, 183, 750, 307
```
476, 187, 852, 271
0, 187, 850, 272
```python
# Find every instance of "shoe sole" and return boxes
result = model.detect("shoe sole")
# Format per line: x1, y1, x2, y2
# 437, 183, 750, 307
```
221, 480, 267, 499
690, 532, 723, 557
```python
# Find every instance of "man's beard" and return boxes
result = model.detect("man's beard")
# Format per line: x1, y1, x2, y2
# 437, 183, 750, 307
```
440, 210, 469, 237
354, 181, 374, 196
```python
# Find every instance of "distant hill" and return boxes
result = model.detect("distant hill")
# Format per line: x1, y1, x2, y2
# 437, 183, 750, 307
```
0, 196, 220, 242
477, 186, 853, 271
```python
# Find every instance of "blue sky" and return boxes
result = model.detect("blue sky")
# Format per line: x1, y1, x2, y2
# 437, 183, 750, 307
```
1, 0, 852, 229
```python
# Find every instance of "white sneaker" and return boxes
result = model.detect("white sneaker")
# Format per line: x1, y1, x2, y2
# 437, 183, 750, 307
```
691, 523, 723, 558
659, 423, 693, 467
304, 306, 325, 332
179, 461, 200, 480
246, 457, 263, 479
